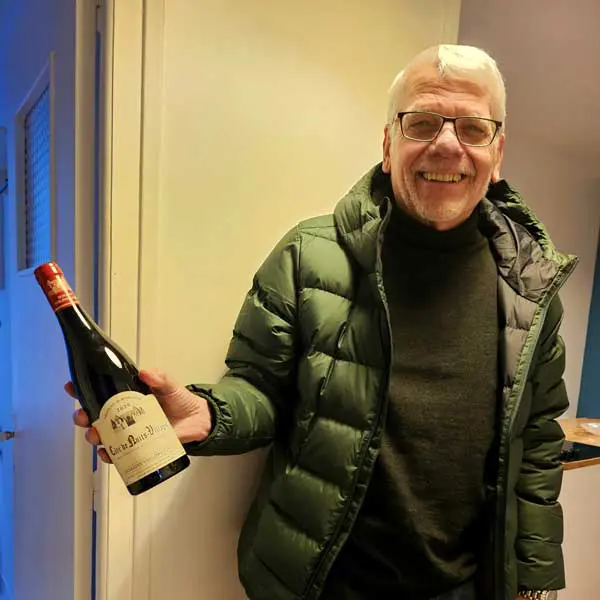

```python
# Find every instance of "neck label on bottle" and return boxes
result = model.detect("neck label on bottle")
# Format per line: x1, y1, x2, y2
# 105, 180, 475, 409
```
38, 271, 79, 312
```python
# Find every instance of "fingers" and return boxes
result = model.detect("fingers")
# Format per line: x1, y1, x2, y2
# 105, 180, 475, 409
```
66, 382, 112, 464
73, 408, 89, 428
98, 448, 112, 464
81, 423, 112, 463
139, 368, 180, 396
64, 381, 77, 398
83, 427, 112, 464
73, 409, 102, 451
85, 426, 101, 446
75, 413, 110, 462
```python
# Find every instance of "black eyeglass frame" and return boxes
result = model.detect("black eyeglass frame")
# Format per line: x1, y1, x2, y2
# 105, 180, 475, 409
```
396, 111, 503, 147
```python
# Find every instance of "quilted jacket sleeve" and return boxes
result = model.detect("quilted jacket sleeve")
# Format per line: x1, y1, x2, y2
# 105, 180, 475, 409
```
516, 295, 569, 590
183, 226, 300, 456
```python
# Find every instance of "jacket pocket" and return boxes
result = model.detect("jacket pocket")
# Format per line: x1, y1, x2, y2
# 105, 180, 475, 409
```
291, 323, 348, 463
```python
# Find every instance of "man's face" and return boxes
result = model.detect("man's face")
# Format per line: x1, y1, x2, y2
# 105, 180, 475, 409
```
382, 73, 505, 231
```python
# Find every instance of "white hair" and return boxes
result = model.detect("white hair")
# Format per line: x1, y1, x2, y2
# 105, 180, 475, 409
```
386, 44, 507, 126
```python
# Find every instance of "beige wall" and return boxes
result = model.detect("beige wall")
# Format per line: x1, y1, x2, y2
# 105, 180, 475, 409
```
103, 1, 462, 598
458, 3, 600, 596
152, 0, 461, 381
560, 464, 600, 599
499, 139, 600, 418
459, 0, 600, 417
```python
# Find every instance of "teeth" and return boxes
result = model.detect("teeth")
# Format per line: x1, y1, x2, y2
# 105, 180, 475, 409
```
422, 172, 464, 183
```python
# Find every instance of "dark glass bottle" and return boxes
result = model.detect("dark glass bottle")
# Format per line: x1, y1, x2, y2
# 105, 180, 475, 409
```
34, 261, 190, 495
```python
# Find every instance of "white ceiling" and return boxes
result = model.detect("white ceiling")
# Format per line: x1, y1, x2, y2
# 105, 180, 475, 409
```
459, 0, 600, 170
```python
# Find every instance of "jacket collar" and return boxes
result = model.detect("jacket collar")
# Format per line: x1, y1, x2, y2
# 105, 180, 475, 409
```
333, 163, 578, 303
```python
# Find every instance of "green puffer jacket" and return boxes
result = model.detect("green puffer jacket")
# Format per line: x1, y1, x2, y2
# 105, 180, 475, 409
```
187, 164, 578, 600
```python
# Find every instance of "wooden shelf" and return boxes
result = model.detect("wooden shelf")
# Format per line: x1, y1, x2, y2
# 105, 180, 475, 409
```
560, 418, 600, 470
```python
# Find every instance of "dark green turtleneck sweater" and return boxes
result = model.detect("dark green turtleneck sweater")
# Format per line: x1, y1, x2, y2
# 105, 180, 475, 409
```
323, 201, 499, 599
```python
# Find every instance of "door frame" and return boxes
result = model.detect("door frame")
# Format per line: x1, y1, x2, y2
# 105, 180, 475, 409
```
94, 1, 145, 598
74, 1, 101, 598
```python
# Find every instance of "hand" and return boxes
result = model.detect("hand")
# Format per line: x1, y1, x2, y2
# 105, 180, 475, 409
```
66, 369, 213, 464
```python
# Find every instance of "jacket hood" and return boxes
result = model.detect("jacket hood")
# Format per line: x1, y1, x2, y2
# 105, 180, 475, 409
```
333, 163, 578, 303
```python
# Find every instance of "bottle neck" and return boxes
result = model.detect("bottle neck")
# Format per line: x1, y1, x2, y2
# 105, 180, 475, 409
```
36, 266, 80, 313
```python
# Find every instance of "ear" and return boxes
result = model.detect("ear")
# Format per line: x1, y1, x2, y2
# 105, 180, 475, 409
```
382, 125, 392, 173
491, 134, 505, 182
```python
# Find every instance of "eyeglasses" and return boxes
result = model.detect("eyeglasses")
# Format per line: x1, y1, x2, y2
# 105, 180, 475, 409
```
396, 111, 502, 147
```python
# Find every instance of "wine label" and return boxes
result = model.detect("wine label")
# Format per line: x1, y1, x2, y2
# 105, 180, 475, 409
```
93, 391, 187, 486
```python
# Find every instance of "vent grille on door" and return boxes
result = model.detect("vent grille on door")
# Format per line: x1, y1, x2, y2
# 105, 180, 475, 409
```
22, 85, 52, 270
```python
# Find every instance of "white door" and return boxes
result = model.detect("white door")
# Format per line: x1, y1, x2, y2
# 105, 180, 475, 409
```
0, 153, 15, 600
0, 1, 97, 599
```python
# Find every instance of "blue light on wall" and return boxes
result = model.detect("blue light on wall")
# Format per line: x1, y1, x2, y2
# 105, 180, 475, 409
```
578, 232, 600, 417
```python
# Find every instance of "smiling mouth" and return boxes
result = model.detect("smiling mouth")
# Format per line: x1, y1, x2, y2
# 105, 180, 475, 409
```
418, 172, 467, 183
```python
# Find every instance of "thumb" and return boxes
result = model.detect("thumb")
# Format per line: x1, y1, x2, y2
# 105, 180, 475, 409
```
139, 368, 180, 397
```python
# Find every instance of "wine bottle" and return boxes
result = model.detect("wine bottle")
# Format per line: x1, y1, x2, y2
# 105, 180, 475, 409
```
34, 261, 190, 495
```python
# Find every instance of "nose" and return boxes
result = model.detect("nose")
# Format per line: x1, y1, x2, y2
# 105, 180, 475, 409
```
430, 122, 463, 154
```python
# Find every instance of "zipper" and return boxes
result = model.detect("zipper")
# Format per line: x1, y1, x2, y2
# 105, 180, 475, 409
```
493, 257, 578, 599
303, 202, 394, 599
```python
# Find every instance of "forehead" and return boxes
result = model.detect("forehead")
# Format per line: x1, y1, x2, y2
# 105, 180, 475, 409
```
402, 68, 493, 118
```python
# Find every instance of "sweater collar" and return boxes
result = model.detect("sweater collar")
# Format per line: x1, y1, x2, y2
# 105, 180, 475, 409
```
333, 163, 578, 303
386, 201, 484, 251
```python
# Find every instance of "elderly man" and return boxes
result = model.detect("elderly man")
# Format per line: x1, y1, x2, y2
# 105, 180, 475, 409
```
72, 44, 575, 600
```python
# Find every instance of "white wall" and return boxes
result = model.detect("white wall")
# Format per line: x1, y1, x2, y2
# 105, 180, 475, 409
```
102, 1, 462, 598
